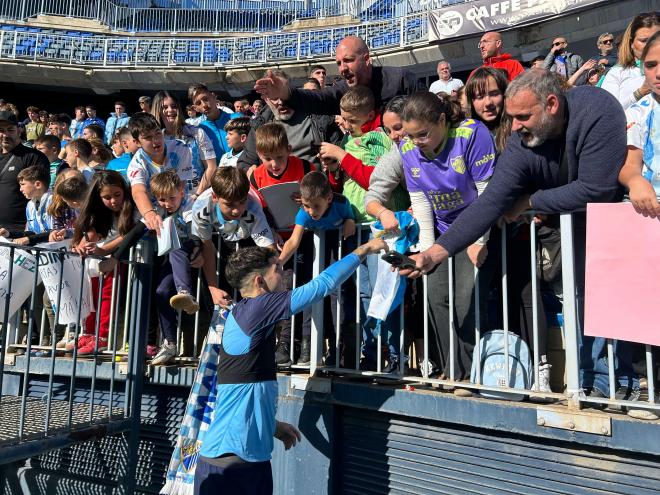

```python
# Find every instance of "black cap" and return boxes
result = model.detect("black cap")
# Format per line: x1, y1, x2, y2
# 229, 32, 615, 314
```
0, 110, 18, 125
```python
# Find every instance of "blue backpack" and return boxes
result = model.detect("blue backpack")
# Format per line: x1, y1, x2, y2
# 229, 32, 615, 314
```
470, 330, 533, 401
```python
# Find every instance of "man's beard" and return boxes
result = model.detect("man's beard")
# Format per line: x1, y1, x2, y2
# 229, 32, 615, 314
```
519, 110, 555, 148
274, 110, 294, 121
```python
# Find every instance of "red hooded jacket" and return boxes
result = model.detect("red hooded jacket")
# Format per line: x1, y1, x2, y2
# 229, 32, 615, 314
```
470, 53, 525, 82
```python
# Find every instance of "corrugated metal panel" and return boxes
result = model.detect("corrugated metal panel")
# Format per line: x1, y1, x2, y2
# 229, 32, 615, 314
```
3, 379, 188, 495
339, 408, 660, 495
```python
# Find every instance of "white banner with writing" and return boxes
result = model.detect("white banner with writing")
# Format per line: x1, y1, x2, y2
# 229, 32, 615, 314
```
0, 239, 39, 319
37, 241, 93, 325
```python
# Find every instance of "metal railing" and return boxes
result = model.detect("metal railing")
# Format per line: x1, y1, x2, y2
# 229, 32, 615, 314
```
0, 0, 441, 33
0, 13, 428, 67
0, 242, 151, 491
2, 209, 656, 480
165, 213, 658, 415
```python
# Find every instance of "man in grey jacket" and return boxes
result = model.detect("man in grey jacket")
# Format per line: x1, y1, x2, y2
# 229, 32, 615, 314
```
543, 37, 584, 78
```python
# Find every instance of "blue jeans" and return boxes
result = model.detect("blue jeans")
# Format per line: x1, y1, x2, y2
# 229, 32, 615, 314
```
155, 240, 195, 343
359, 251, 402, 361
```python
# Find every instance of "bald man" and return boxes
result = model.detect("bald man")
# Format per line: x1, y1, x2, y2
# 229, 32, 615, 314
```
469, 31, 524, 82
254, 35, 417, 115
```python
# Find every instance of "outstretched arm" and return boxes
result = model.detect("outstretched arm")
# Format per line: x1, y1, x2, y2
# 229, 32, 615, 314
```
289, 237, 387, 314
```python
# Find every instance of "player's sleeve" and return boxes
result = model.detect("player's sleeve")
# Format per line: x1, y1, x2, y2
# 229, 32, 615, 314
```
290, 254, 360, 314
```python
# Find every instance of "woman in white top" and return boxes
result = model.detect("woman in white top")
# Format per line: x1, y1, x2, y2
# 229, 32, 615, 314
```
151, 91, 218, 199
600, 11, 659, 109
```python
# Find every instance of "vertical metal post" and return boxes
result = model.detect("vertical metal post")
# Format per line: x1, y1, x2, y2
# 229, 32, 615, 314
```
474, 265, 481, 385
354, 227, 361, 369
193, 271, 202, 357
530, 221, 540, 390
19, 248, 40, 440
67, 257, 88, 427
448, 257, 455, 381
607, 339, 616, 400
501, 228, 510, 386
122, 248, 135, 349
290, 251, 298, 363
45, 252, 65, 435
121, 256, 151, 494
109, 265, 121, 419
89, 272, 105, 422
309, 230, 325, 375
646, 346, 655, 405
0, 246, 16, 408
334, 236, 342, 368
422, 273, 429, 379
560, 213, 582, 409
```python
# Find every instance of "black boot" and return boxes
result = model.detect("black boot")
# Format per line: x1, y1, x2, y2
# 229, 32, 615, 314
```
297, 338, 310, 365
275, 339, 292, 367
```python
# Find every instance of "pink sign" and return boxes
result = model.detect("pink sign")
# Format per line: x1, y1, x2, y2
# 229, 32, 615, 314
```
585, 202, 660, 346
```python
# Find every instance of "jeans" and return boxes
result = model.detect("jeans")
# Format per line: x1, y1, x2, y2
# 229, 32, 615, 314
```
155, 240, 195, 343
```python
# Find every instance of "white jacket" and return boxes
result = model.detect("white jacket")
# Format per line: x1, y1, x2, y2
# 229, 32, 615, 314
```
600, 63, 644, 110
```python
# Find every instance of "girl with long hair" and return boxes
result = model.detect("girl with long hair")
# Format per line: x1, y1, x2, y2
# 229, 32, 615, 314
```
68, 170, 138, 355
365, 91, 498, 384
151, 90, 218, 198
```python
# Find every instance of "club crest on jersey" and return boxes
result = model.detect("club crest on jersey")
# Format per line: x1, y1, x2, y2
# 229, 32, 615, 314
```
451, 155, 466, 174
411, 167, 421, 178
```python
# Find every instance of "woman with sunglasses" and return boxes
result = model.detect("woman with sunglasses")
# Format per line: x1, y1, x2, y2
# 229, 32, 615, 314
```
600, 11, 660, 109
365, 91, 497, 385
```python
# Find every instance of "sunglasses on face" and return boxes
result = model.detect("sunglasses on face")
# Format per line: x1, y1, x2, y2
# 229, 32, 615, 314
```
600, 39, 614, 45
552, 41, 565, 46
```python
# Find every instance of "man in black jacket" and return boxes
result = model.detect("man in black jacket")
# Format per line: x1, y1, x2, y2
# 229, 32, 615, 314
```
238, 70, 342, 170
0, 111, 50, 231
399, 70, 636, 403
254, 36, 417, 115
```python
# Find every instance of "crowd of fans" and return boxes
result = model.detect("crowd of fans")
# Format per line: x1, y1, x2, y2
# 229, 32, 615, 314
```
0, 11, 658, 411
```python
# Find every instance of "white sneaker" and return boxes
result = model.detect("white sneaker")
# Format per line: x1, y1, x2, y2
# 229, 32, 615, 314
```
151, 339, 177, 366
170, 291, 200, 314
56, 331, 75, 350
537, 363, 552, 393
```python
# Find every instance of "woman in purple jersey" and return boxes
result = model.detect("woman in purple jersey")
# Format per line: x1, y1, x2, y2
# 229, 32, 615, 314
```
365, 92, 497, 385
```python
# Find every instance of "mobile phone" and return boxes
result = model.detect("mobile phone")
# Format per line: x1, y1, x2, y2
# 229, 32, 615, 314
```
381, 251, 417, 271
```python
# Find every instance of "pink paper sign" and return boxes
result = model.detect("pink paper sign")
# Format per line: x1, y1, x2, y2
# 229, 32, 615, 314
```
585, 202, 660, 346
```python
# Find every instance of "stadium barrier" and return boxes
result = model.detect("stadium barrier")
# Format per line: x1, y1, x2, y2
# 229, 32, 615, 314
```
0, 0, 434, 33
0, 13, 428, 66
0, 242, 150, 487
1, 211, 657, 467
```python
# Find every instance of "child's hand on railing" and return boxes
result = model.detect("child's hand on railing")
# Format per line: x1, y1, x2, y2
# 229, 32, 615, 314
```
342, 220, 356, 240
49, 229, 66, 242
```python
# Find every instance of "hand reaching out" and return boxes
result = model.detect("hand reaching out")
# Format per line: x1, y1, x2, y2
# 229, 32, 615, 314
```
274, 421, 301, 450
